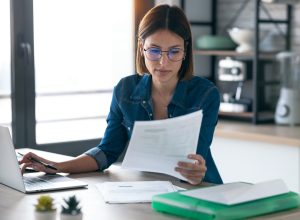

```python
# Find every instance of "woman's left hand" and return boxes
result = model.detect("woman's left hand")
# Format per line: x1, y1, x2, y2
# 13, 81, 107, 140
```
175, 154, 207, 185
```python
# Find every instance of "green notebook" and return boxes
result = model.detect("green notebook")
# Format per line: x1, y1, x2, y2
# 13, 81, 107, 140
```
152, 191, 300, 220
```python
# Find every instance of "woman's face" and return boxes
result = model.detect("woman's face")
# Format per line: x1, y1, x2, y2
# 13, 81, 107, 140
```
142, 29, 185, 86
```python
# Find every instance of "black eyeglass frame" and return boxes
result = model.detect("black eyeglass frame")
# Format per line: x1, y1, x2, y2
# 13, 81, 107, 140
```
143, 47, 186, 62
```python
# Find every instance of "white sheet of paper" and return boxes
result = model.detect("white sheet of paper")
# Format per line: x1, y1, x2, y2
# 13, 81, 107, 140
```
121, 110, 203, 181
180, 179, 289, 205
96, 181, 178, 203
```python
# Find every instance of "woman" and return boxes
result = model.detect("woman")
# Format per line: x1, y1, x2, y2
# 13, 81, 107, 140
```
20, 4, 222, 185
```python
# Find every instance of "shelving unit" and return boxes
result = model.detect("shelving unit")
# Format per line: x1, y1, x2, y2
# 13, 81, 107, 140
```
181, 0, 217, 82
193, 50, 278, 60
250, 0, 292, 124
182, 0, 292, 124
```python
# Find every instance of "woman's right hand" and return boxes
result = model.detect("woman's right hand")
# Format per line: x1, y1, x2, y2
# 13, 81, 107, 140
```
18, 152, 59, 175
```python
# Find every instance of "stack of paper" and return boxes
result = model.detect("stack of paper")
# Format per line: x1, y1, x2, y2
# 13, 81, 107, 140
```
122, 110, 203, 181
96, 181, 179, 203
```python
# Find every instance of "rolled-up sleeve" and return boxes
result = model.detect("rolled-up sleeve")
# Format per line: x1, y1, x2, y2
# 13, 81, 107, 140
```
84, 147, 108, 171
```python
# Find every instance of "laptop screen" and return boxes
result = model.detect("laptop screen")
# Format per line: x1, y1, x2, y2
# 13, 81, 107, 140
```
0, 126, 88, 193
0, 126, 26, 192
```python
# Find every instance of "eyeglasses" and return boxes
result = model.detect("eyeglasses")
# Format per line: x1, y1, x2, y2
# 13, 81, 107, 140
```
143, 47, 185, 62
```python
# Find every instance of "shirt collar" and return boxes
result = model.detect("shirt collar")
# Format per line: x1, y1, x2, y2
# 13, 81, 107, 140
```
130, 74, 151, 101
172, 80, 188, 109
130, 74, 189, 109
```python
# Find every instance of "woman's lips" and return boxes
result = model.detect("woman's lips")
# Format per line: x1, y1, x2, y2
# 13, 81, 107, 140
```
155, 69, 171, 76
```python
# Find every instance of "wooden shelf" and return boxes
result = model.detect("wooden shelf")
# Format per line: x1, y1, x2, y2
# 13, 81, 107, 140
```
219, 111, 274, 122
193, 50, 279, 60
219, 111, 253, 119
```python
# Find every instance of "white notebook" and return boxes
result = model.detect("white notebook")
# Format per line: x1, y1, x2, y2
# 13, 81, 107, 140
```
180, 179, 289, 205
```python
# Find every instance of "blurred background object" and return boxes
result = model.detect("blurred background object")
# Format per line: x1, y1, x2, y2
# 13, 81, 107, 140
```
196, 35, 237, 50
228, 28, 268, 53
261, 0, 300, 4
275, 52, 300, 125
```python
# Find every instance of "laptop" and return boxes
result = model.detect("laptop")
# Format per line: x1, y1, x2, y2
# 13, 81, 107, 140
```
0, 126, 88, 193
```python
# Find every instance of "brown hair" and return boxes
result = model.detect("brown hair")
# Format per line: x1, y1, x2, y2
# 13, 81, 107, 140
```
136, 4, 194, 80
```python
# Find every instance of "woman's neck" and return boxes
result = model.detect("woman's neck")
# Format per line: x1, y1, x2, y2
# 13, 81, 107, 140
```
151, 77, 178, 112
151, 77, 178, 98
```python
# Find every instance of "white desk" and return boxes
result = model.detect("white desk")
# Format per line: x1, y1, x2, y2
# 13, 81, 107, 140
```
1, 149, 300, 220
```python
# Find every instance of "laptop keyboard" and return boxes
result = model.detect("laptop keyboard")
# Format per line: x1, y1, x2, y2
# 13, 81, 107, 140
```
23, 176, 56, 190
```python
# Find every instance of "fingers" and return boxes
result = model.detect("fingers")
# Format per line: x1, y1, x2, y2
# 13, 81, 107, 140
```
175, 154, 207, 185
20, 162, 49, 174
20, 163, 33, 175
20, 161, 45, 174
187, 154, 206, 166
18, 152, 58, 174
19, 152, 53, 165
175, 166, 206, 184
176, 168, 206, 185
177, 154, 206, 170
19, 152, 37, 164
20, 161, 57, 174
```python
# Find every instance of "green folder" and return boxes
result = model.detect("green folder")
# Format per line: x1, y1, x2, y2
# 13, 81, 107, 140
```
152, 191, 300, 220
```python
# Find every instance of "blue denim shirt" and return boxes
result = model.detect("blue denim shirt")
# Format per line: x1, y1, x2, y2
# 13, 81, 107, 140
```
85, 74, 223, 184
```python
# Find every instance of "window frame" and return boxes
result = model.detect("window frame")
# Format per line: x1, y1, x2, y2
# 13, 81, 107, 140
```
11, 0, 137, 155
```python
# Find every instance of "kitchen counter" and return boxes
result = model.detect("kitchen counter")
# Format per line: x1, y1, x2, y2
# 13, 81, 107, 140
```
212, 121, 300, 193
215, 120, 300, 147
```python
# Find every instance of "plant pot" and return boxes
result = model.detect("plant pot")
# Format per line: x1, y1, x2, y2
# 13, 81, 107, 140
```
60, 213, 83, 220
35, 211, 56, 220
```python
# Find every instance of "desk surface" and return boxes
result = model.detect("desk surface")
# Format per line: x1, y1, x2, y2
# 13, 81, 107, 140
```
1, 149, 300, 220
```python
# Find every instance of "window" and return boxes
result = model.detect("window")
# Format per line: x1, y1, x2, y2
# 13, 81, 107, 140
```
10, 0, 134, 151
33, 1, 134, 144
0, 0, 11, 131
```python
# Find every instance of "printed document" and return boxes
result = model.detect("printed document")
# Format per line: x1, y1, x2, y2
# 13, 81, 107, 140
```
122, 110, 203, 181
180, 179, 289, 205
96, 181, 178, 203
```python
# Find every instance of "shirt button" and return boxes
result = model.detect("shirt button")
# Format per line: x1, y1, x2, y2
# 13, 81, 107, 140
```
169, 114, 172, 118
142, 100, 146, 104
127, 127, 130, 130
149, 113, 152, 117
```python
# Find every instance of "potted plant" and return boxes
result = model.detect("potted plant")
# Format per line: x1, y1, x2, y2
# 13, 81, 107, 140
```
34, 195, 56, 220
60, 195, 82, 220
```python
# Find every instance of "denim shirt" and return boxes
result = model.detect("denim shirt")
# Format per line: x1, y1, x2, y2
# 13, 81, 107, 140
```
85, 74, 223, 184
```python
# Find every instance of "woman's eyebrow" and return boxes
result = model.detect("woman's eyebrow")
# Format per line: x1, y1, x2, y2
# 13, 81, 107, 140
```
168, 44, 182, 48
148, 43, 161, 48
148, 43, 183, 49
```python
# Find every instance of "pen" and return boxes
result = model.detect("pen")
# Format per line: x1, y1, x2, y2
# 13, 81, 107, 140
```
18, 152, 58, 170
